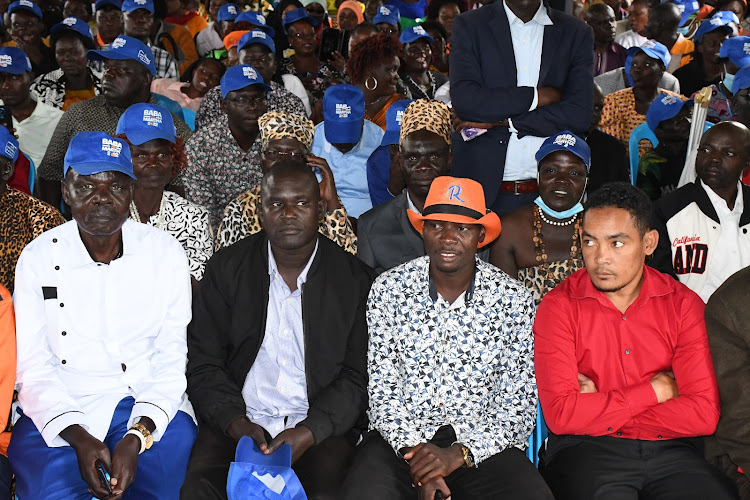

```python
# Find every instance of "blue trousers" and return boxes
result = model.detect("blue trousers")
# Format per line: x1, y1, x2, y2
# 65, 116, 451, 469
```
8, 397, 197, 500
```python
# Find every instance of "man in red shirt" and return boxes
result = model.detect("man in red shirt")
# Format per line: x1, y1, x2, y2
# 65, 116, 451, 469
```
534, 182, 738, 500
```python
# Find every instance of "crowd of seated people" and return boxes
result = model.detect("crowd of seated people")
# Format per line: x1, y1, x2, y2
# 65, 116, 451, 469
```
4, 0, 750, 498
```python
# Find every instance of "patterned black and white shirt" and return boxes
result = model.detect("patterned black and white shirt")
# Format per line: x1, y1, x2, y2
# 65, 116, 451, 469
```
366, 257, 538, 464
31, 68, 104, 110
136, 191, 213, 281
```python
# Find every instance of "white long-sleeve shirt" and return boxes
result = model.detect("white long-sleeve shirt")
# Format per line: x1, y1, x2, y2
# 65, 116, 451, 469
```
14, 219, 194, 447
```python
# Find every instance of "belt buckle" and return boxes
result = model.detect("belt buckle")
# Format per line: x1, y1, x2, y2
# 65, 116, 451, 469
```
513, 181, 522, 195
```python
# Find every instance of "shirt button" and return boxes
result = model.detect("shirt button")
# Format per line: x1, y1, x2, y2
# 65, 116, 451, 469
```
443, 340, 447, 345
121, 363, 127, 372
622, 316, 627, 321
61, 359, 66, 364
281, 360, 287, 367
55, 266, 60, 270
744, 228, 748, 234
439, 402, 444, 407
608, 427, 613, 431
61, 331, 66, 336
59, 303, 64, 308
625, 349, 630, 354
657, 435, 662, 439
616, 431, 622, 436
284, 329, 289, 335
52, 238, 58, 243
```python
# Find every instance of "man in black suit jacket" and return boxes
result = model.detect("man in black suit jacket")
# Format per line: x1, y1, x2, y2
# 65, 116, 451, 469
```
182, 161, 374, 500
450, 0, 594, 215
358, 100, 452, 274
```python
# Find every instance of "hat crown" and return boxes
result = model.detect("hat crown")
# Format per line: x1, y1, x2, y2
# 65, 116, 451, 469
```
63, 16, 77, 25
423, 176, 488, 214
552, 133, 576, 148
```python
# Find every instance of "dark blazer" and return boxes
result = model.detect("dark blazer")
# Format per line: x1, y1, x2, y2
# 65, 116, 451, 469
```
449, 1, 594, 206
186, 232, 374, 443
357, 192, 425, 275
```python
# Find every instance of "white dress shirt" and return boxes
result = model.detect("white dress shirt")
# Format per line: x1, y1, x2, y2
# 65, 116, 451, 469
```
13, 219, 194, 447
12, 98, 63, 171
242, 241, 318, 437
503, 0, 552, 181
699, 181, 750, 302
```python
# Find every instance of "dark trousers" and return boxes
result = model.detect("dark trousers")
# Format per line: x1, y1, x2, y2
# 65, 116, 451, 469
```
0, 454, 10, 500
489, 190, 538, 217
340, 431, 554, 500
541, 434, 739, 500
180, 425, 355, 500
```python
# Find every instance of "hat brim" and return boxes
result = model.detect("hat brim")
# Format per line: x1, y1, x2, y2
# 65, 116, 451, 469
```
123, 128, 176, 146
9, 5, 41, 18
65, 161, 137, 180
87, 49, 157, 76
238, 37, 275, 54
400, 33, 434, 44
324, 121, 362, 145
220, 81, 272, 99
407, 209, 502, 248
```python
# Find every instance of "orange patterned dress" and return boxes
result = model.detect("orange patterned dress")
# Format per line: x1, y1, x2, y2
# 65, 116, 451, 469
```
599, 88, 686, 158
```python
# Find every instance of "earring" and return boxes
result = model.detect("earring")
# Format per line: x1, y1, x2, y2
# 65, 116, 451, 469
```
365, 76, 378, 91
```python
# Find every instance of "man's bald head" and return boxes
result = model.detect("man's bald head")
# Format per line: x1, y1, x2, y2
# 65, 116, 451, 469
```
696, 121, 750, 195
646, 2, 681, 39
702, 121, 750, 156
586, 2, 614, 21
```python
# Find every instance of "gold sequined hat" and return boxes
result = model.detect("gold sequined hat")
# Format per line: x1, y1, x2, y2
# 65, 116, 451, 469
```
259, 111, 315, 151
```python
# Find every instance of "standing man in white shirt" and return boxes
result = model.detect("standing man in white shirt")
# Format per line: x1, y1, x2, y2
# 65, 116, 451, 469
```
651, 121, 750, 302
9, 131, 196, 499
449, 0, 593, 215
0, 46, 63, 172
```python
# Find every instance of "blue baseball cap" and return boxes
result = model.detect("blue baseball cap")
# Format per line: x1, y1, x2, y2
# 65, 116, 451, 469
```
535, 131, 591, 171
0, 127, 19, 163
720, 36, 750, 68
51, 17, 94, 42
382, 99, 413, 146
8, 0, 42, 19
282, 7, 318, 33
64, 131, 135, 179
236, 11, 276, 36
238, 29, 275, 53
672, 0, 699, 27
220, 64, 271, 98
95, 0, 123, 10
646, 93, 693, 131
0, 47, 31, 74
373, 4, 399, 25
732, 64, 750, 93
399, 25, 433, 44
88, 35, 157, 76
695, 11, 738, 42
116, 103, 177, 145
217, 3, 239, 22
627, 40, 671, 68
322, 84, 365, 144
122, 0, 154, 13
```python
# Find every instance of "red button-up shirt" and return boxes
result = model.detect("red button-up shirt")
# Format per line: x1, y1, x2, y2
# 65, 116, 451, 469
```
534, 266, 720, 440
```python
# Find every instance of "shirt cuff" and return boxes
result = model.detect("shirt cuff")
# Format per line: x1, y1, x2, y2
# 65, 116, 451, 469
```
43, 411, 87, 447
129, 401, 170, 442
623, 380, 659, 419
508, 117, 518, 134
529, 88, 539, 112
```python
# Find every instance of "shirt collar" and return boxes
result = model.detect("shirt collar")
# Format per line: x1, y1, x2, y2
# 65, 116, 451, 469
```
66, 219, 136, 269
503, 0, 552, 26
701, 179, 744, 215
406, 191, 422, 215
267, 239, 319, 290
570, 266, 674, 308
428, 260, 478, 306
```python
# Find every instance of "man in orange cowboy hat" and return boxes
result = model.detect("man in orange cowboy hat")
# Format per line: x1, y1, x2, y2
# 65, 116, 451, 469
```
341, 176, 554, 500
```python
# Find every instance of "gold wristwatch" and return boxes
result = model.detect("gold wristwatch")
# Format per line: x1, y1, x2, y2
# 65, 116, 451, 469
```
130, 422, 153, 451
460, 444, 475, 468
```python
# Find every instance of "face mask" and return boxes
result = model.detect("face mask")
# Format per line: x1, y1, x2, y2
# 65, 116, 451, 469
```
534, 197, 584, 219
723, 72, 735, 93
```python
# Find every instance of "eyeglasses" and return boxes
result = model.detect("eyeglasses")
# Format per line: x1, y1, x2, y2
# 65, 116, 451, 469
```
290, 32, 316, 40
262, 150, 307, 160
224, 95, 267, 107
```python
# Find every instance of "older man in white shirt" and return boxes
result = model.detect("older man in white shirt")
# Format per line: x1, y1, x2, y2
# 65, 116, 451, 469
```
9, 131, 196, 500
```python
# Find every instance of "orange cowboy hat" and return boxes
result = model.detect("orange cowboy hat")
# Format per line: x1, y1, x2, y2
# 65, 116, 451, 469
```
407, 176, 502, 248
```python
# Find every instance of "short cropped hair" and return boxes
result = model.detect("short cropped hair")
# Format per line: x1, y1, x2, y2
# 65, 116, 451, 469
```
583, 182, 653, 236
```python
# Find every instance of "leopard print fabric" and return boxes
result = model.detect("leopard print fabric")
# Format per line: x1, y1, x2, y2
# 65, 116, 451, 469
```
259, 111, 315, 151
399, 99, 452, 145
0, 188, 65, 294
215, 185, 357, 254
517, 258, 583, 306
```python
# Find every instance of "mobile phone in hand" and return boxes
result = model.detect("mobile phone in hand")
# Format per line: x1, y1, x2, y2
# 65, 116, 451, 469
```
95, 461, 113, 495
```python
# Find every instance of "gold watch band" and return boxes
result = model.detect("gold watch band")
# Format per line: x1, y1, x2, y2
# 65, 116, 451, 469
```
130, 422, 154, 451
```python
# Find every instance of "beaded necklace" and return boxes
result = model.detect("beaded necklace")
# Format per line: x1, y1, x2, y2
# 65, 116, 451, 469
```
532, 204, 583, 283
405, 72, 436, 99
129, 193, 167, 229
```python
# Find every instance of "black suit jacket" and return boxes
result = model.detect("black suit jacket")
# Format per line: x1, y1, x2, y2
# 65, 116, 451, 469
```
357, 192, 425, 275
449, 1, 594, 206
186, 233, 375, 443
